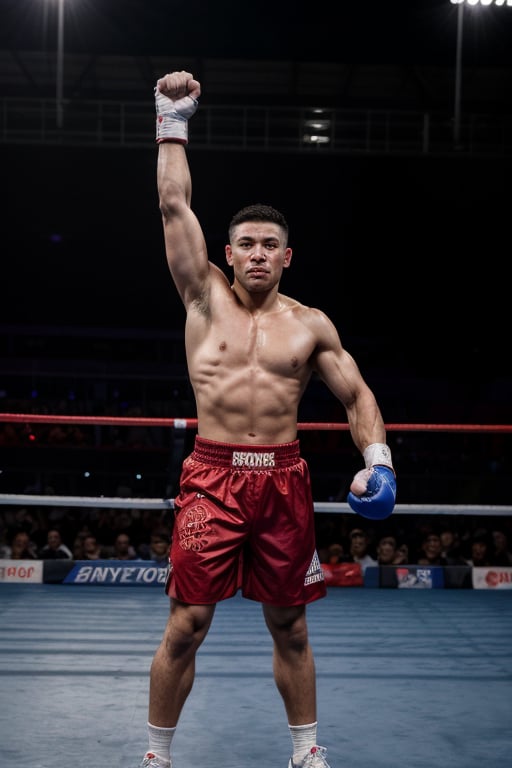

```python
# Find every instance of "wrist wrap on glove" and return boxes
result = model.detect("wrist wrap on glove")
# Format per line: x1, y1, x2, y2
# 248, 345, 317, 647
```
363, 442, 393, 471
347, 443, 396, 520
155, 88, 199, 145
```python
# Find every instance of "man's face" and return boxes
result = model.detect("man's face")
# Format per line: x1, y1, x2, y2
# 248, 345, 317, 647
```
350, 530, 368, 556
225, 221, 292, 293
47, 531, 62, 549
377, 537, 396, 563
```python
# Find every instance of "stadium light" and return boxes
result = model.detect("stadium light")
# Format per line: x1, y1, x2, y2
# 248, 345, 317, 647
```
302, 109, 332, 146
43, 0, 65, 127
56, 0, 64, 128
449, 0, 512, 147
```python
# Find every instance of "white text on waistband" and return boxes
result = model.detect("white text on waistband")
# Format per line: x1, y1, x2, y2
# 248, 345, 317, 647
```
232, 451, 276, 468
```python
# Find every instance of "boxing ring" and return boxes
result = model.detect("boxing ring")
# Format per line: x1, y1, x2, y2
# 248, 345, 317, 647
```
1, 413, 512, 767
1, 584, 511, 768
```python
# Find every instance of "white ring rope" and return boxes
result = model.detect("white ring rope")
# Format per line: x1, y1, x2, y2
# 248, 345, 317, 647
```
0, 494, 510, 516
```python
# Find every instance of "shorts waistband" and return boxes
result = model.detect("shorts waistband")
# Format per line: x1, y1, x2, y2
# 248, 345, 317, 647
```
192, 436, 301, 468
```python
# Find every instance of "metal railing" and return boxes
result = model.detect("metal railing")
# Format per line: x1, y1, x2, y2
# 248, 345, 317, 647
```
1, 97, 511, 156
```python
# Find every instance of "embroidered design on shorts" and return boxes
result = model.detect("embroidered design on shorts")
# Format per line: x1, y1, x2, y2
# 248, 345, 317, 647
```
177, 502, 212, 551
304, 550, 325, 585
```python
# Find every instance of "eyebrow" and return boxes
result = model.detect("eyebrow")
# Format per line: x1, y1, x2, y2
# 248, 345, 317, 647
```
237, 233, 280, 242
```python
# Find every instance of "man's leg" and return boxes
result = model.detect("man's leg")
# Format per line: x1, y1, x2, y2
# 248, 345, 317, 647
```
148, 599, 216, 725
262, 604, 316, 724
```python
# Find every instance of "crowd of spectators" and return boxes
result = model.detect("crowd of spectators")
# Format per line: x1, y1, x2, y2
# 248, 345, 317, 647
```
315, 516, 512, 571
0, 502, 172, 564
1, 499, 511, 571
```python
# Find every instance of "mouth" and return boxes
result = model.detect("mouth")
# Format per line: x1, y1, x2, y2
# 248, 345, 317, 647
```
247, 268, 268, 278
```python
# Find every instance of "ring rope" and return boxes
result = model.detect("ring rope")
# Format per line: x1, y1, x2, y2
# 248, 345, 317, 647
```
0, 493, 510, 516
1, 413, 510, 515
1, 413, 511, 433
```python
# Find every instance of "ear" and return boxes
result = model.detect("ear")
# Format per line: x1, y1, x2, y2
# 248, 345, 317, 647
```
225, 244, 233, 266
283, 247, 292, 269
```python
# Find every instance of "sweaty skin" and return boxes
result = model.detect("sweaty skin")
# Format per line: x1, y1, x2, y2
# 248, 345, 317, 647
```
143, 72, 389, 747
156, 80, 385, 452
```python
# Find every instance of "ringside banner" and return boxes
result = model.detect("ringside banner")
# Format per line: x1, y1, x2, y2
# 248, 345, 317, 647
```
63, 560, 168, 586
0, 560, 43, 583
378, 565, 445, 589
472, 566, 512, 589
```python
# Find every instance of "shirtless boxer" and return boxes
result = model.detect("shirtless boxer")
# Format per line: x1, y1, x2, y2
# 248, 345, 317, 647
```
137, 70, 396, 768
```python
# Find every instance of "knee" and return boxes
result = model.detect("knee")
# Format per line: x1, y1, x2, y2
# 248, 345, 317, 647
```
265, 607, 309, 652
161, 604, 214, 659
162, 625, 194, 658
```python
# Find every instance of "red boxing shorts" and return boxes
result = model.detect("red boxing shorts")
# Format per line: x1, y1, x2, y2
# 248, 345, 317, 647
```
166, 436, 326, 606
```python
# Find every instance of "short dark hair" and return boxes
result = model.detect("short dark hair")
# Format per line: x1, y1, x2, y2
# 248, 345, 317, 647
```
228, 204, 289, 243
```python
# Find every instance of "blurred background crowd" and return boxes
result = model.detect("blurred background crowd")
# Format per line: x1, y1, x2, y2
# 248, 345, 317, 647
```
2, 499, 511, 573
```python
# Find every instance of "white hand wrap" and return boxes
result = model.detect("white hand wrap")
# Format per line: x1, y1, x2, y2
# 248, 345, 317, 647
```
155, 89, 199, 145
363, 443, 393, 471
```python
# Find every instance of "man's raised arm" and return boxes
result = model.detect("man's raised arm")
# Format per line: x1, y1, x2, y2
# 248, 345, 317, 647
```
155, 71, 208, 307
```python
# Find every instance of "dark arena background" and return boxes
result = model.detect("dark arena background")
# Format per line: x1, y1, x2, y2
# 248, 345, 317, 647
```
1, 3, 512, 767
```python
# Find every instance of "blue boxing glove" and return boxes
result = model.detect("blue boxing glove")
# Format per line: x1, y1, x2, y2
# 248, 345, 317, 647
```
347, 443, 396, 521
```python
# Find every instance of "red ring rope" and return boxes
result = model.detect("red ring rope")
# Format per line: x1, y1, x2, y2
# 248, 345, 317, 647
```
0, 413, 510, 433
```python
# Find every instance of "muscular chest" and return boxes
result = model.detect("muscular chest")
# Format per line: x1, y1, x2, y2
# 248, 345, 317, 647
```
198, 312, 311, 376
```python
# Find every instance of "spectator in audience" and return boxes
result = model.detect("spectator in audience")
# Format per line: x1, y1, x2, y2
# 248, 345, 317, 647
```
491, 528, 512, 566
416, 531, 448, 566
81, 534, 110, 560
394, 541, 410, 564
376, 534, 402, 565
138, 528, 171, 565
72, 535, 85, 560
347, 528, 377, 574
2, 530, 38, 560
439, 525, 465, 565
110, 532, 139, 560
39, 528, 73, 559
71, 523, 95, 559
465, 529, 494, 567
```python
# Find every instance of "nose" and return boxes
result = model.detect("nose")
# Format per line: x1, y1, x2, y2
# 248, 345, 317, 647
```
250, 246, 266, 261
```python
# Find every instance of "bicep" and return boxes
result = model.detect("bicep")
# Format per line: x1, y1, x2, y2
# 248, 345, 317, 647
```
310, 313, 367, 407
163, 205, 210, 307
309, 311, 386, 450
315, 345, 367, 408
